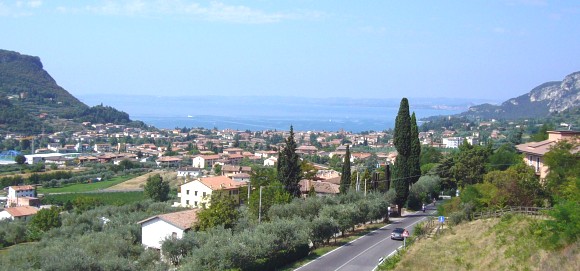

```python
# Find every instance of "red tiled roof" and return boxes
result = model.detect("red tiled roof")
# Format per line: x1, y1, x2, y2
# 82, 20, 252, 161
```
199, 176, 245, 190
10, 185, 35, 191
157, 156, 182, 162
299, 179, 340, 194
137, 209, 199, 230
4, 206, 38, 217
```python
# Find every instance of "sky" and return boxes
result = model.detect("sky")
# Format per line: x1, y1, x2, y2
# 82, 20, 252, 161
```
1, 0, 580, 102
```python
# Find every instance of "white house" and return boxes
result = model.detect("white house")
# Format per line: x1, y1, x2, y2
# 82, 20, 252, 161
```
192, 154, 220, 168
155, 156, 182, 167
177, 167, 203, 178
175, 176, 245, 208
94, 143, 112, 153
7, 185, 36, 207
137, 209, 199, 249
0, 206, 38, 221
442, 137, 463, 148
264, 157, 277, 167
231, 173, 250, 182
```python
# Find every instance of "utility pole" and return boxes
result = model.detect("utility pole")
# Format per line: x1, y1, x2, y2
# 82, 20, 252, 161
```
247, 182, 251, 203
364, 177, 367, 196
356, 170, 360, 192
258, 186, 264, 223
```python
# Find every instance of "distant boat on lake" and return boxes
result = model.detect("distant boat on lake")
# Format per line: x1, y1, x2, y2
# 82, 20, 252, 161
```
187, 115, 193, 118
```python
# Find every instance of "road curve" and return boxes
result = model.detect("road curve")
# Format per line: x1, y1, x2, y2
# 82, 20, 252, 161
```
295, 205, 437, 271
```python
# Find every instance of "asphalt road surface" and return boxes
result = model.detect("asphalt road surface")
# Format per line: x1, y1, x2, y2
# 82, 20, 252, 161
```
295, 205, 438, 271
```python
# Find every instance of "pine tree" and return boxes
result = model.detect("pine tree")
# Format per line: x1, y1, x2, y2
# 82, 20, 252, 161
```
410, 112, 421, 184
392, 98, 412, 215
277, 126, 302, 197
340, 145, 352, 194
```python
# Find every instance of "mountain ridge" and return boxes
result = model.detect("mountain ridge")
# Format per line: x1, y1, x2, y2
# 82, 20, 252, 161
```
0, 49, 141, 134
459, 71, 580, 120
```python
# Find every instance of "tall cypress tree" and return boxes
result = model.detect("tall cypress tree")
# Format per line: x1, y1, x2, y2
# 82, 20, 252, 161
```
392, 98, 411, 215
340, 145, 352, 194
410, 112, 421, 184
278, 126, 302, 197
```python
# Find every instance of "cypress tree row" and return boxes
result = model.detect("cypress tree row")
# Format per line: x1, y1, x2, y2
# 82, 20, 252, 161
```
278, 126, 303, 197
392, 98, 412, 215
340, 145, 352, 194
410, 112, 422, 184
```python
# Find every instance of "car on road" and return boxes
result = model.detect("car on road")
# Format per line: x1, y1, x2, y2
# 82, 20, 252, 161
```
390, 228, 406, 240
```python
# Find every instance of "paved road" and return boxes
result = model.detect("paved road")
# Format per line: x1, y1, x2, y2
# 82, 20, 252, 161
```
295, 205, 438, 271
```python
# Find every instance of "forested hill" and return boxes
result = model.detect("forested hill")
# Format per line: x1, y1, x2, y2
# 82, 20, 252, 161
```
0, 49, 140, 134
458, 71, 580, 120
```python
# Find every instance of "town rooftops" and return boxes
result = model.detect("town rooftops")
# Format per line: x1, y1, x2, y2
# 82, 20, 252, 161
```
137, 209, 199, 231
4, 206, 38, 217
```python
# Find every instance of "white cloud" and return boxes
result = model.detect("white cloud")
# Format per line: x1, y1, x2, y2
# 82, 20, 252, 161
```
74, 0, 313, 24
0, 1, 40, 17
27, 0, 42, 8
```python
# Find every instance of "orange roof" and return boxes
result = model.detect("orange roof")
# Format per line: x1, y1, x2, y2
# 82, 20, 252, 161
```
4, 206, 38, 217
137, 209, 199, 230
199, 176, 245, 190
10, 185, 35, 191
197, 154, 220, 160
157, 156, 182, 162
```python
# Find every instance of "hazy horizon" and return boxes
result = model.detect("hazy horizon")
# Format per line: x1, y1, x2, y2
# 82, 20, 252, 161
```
78, 94, 470, 131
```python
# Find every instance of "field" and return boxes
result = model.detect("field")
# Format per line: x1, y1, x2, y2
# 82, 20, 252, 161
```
390, 215, 580, 271
104, 170, 172, 191
37, 174, 140, 194
43, 191, 146, 206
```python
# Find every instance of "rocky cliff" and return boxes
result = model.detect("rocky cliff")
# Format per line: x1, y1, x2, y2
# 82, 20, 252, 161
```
461, 72, 580, 120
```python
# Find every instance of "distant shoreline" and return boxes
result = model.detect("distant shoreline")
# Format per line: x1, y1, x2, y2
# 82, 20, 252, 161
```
78, 94, 475, 132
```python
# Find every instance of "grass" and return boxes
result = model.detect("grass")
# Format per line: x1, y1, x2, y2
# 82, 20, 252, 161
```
388, 215, 580, 271
38, 174, 139, 194
279, 222, 387, 271
43, 191, 146, 206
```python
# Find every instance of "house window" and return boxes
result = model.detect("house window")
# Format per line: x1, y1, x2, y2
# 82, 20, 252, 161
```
194, 201, 198, 206
536, 157, 540, 172
195, 191, 198, 196
172, 232, 177, 239
186, 190, 190, 195
186, 200, 189, 205
233, 190, 238, 195
229, 190, 232, 195
203, 192, 206, 197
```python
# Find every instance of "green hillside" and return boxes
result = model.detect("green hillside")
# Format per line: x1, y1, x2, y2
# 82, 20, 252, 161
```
0, 49, 141, 134
392, 215, 579, 271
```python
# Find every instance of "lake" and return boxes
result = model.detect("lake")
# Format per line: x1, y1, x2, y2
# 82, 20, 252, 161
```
78, 95, 478, 132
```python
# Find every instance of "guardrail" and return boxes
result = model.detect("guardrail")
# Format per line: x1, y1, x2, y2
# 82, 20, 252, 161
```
471, 206, 552, 220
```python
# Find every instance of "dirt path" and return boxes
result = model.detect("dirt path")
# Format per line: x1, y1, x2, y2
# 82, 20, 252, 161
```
104, 170, 167, 191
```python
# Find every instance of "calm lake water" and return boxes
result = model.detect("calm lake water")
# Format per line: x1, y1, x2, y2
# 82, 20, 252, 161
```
79, 95, 471, 132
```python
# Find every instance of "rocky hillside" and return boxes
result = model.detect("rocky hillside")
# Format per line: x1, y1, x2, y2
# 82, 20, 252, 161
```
460, 72, 580, 120
0, 49, 140, 134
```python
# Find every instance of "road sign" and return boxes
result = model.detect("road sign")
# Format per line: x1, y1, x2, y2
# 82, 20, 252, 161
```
402, 230, 409, 238
439, 216, 445, 223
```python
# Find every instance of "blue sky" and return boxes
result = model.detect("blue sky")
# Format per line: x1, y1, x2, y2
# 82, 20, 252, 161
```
1, 0, 579, 101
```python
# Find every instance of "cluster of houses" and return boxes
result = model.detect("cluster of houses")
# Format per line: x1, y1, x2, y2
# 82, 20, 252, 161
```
135, 130, 580, 250
4, 121, 577, 251
0, 185, 40, 221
